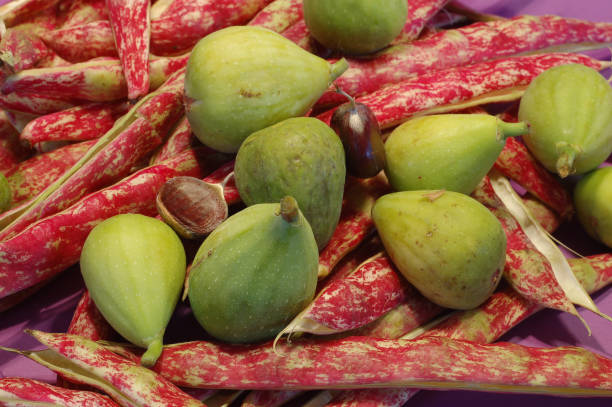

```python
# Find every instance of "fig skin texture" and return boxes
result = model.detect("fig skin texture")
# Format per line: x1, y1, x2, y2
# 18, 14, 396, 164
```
574, 166, 612, 249
303, 0, 408, 55
518, 64, 612, 178
188, 197, 319, 344
372, 190, 506, 310
234, 117, 346, 250
184, 25, 348, 153
80, 213, 186, 366
384, 114, 527, 194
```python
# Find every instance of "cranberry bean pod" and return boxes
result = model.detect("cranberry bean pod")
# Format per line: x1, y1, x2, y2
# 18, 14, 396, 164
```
0, 91, 77, 115
67, 290, 115, 341
316, 15, 612, 108
241, 390, 302, 407
106, 0, 151, 100
58, 0, 108, 28
0, 0, 62, 27
0, 146, 225, 301
0, 377, 120, 407
39, 20, 118, 62
317, 53, 607, 130
201, 160, 240, 205
0, 110, 31, 174
0, 25, 55, 75
393, 0, 450, 44
280, 19, 312, 50
150, 115, 198, 165
247, 0, 302, 33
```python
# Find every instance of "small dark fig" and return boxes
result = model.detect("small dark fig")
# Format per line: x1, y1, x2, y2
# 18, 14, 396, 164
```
156, 176, 228, 239
330, 88, 386, 178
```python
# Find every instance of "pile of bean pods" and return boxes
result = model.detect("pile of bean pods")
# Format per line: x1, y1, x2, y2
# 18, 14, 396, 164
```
0, 1, 611, 406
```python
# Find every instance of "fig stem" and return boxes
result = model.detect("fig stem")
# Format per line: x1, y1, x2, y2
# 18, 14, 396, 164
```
334, 85, 356, 108
497, 120, 528, 140
279, 196, 299, 224
556, 143, 580, 178
330, 58, 349, 82
141, 336, 163, 367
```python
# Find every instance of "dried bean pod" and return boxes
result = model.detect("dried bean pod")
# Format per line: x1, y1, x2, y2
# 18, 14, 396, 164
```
0, 377, 120, 407
11, 330, 205, 407
0, 0, 62, 27
20, 101, 129, 148
318, 173, 390, 279
106, 0, 151, 100
0, 146, 226, 301
141, 335, 612, 395
247, 0, 302, 33
0, 69, 187, 241
317, 53, 607, 130
149, 0, 273, 56
39, 20, 118, 62
5, 139, 96, 205
316, 15, 612, 108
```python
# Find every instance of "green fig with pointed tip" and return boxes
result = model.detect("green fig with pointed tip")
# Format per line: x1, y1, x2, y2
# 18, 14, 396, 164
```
234, 117, 346, 250
188, 196, 319, 343
384, 114, 528, 194
80, 214, 186, 367
184, 25, 349, 153
518, 64, 612, 178
372, 190, 506, 309
574, 166, 612, 249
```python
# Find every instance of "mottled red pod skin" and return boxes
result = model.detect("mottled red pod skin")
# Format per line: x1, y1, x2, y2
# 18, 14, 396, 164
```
67, 290, 116, 341
247, 0, 303, 33
280, 19, 312, 51
0, 25, 55, 75
146, 335, 612, 394
26, 330, 206, 407
495, 135, 573, 219
330, 97, 386, 179
316, 15, 612, 108
0, 377, 120, 407
151, 115, 199, 165
471, 176, 579, 317
39, 20, 118, 62
0, 0, 63, 27
318, 173, 391, 279
20, 101, 129, 148
5, 139, 96, 205
0, 110, 32, 174
201, 160, 240, 205
317, 53, 606, 130
106, 0, 151, 100
150, 0, 273, 55
242, 390, 302, 407
0, 147, 226, 301
0, 91, 77, 115
59, 0, 108, 28
393, 0, 450, 44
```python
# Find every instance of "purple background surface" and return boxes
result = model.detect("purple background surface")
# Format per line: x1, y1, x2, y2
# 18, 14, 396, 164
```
0, 1, 612, 406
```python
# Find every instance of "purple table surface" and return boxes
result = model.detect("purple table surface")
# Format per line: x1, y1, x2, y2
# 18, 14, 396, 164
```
1, 1, 612, 406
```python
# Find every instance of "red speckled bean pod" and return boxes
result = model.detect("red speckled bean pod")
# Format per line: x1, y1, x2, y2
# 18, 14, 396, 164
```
67, 289, 115, 341
0, 91, 77, 115
5, 139, 97, 206
0, 377, 120, 407
318, 173, 391, 279
0, 25, 55, 76
316, 15, 612, 108
20, 101, 129, 148
149, 0, 273, 56
106, 0, 151, 100
241, 390, 302, 407
280, 19, 312, 51
0, 110, 32, 174
142, 335, 612, 395
317, 53, 607, 130
393, 0, 450, 44
0, 0, 62, 27
247, 0, 302, 32
201, 160, 240, 205
324, 254, 612, 407
39, 20, 118, 62
471, 176, 581, 318
58, 0, 108, 28
0, 146, 226, 301
150, 115, 199, 165
16, 330, 206, 407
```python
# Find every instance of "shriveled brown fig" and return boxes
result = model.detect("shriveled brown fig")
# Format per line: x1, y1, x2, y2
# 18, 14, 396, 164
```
330, 88, 386, 178
156, 176, 228, 239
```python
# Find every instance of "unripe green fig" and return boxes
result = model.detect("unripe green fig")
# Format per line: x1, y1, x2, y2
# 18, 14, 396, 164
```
303, 0, 408, 55
234, 117, 346, 250
184, 25, 348, 153
518, 64, 612, 178
80, 214, 186, 366
372, 190, 506, 309
574, 166, 612, 249
188, 196, 319, 343
384, 114, 528, 194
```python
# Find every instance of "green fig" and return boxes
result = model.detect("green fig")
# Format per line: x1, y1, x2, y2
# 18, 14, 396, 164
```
384, 114, 528, 194
372, 190, 506, 309
188, 196, 319, 343
234, 117, 346, 249
303, 0, 408, 55
184, 25, 348, 153
574, 166, 612, 248
80, 214, 186, 366
518, 64, 612, 178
